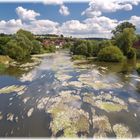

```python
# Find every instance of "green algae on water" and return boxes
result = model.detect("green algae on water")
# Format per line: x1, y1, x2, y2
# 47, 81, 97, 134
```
0, 85, 26, 94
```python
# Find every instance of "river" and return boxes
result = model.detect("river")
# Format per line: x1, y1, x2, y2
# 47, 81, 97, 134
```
0, 50, 140, 137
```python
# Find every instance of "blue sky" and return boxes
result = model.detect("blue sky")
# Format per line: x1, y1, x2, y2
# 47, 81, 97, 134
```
0, 0, 140, 38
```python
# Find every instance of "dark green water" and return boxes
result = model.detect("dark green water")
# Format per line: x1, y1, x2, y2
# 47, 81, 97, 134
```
0, 50, 140, 137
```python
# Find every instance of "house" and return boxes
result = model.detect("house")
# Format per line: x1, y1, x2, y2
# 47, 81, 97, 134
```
133, 40, 140, 49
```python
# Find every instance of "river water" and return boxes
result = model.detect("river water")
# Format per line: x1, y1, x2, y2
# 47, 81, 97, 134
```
0, 50, 140, 137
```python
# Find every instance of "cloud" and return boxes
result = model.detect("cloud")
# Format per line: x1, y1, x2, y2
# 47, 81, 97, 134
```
24, 20, 59, 34
43, 0, 63, 5
16, 6, 40, 21
60, 16, 118, 38
60, 20, 87, 35
0, 19, 22, 34
59, 5, 70, 16
129, 15, 140, 32
1, 6, 140, 38
82, 0, 140, 17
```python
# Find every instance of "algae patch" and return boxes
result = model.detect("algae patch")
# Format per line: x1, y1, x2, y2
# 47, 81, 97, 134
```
113, 124, 132, 138
93, 115, 112, 138
0, 85, 26, 94
83, 93, 127, 112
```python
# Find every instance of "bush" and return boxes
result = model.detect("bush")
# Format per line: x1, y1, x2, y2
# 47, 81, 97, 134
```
92, 40, 112, 57
44, 45, 56, 53
98, 46, 125, 62
0, 63, 6, 72
72, 55, 86, 60
31, 40, 43, 54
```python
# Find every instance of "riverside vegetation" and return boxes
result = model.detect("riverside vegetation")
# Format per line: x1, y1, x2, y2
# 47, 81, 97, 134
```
0, 22, 140, 138
70, 22, 140, 74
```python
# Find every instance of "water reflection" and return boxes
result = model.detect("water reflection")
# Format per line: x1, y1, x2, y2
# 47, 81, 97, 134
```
0, 50, 140, 137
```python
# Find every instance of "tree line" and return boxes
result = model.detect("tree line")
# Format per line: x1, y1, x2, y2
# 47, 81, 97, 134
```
0, 29, 56, 62
70, 22, 139, 63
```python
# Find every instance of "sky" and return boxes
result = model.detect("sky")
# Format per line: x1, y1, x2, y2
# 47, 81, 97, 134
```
0, 0, 140, 38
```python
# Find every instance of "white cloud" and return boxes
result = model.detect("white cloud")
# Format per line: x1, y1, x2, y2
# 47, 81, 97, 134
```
59, 5, 70, 16
129, 16, 140, 32
60, 20, 87, 35
82, 0, 140, 17
0, 19, 22, 34
1, 6, 140, 38
60, 16, 118, 38
43, 0, 63, 5
16, 6, 40, 21
24, 20, 59, 34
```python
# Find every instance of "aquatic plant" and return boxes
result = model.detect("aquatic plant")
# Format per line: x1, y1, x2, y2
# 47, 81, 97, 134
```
55, 73, 72, 81
0, 85, 26, 94
95, 100, 127, 112
93, 115, 112, 138
66, 81, 84, 88
49, 106, 89, 137
113, 124, 132, 138
83, 93, 127, 112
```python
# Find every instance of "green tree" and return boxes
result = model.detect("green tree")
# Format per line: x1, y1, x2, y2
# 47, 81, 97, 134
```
115, 28, 137, 57
4, 39, 26, 61
98, 46, 125, 62
112, 22, 136, 37
31, 40, 43, 54
17, 29, 34, 41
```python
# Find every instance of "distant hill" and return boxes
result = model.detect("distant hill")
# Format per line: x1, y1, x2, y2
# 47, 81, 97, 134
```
80, 38, 108, 41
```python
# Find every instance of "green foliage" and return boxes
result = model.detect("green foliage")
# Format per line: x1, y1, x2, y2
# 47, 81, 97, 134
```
17, 29, 34, 41
44, 45, 56, 53
0, 63, 6, 72
63, 42, 73, 49
115, 28, 137, 56
0, 36, 11, 55
112, 22, 136, 37
0, 29, 43, 61
92, 40, 112, 56
72, 55, 86, 60
31, 40, 43, 54
98, 46, 125, 62
70, 39, 113, 59
4, 39, 27, 61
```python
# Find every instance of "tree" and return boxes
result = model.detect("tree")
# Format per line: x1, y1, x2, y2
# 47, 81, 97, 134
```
115, 28, 137, 57
17, 29, 34, 41
112, 22, 136, 37
5, 39, 26, 61
98, 46, 125, 62
31, 40, 43, 54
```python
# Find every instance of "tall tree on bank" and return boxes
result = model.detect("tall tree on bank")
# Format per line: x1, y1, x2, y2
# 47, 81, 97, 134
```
112, 22, 136, 37
112, 22, 137, 59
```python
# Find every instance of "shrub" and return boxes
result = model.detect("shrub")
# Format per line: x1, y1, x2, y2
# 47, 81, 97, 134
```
92, 40, 112, 57
44, 45, 56, 53
98, 46, 125, 62
72, 55, 86, 60
31, 40, 43, 54
0, 63, 6, 72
